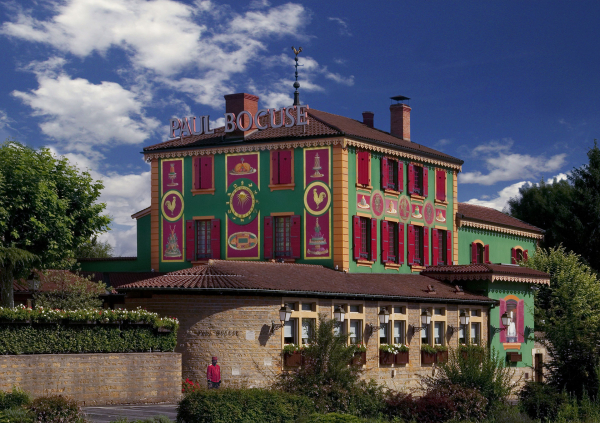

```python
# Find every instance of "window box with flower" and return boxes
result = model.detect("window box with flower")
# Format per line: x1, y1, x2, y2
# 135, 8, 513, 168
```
283, 344, 303, 366
350, 343, 367, 366
380, 344, 408, 365
421, 344, 437, 364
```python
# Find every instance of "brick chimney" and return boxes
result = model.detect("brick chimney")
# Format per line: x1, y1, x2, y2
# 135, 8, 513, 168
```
362, 111, 374, 128
390, 103, 411, 141
224, 93, 259, 137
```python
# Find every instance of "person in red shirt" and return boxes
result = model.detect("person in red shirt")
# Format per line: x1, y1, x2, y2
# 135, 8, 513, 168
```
207, 356, 221, 389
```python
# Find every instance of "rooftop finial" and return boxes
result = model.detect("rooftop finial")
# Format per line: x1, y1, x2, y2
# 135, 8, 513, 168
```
291, 46, 303, 106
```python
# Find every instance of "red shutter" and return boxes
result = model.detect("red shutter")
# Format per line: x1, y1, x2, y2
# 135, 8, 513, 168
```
436, 170, 445, 201
511, 248, 517, 264
408, 163, 414, 194
186, 220, 195, 261
264, 217, 273, 259
381, 157, 389, 190
441, 171, 447, 201
210, 219, 220, 259
279, 150, 292, 184
499, 299, 507, 343
271, 152, 279, 184
423, 167, 428, 197
353, 216, 361, 260
370, 218, 377, 262
524, 250, 528, 261
200, 156, 212, 189
446, 231, 452, 265
398, 162, 404, 193
517, 300, 525, 343
194, 157, 201, 190
381, 220, 389, 263
423, 226, 429, 266
368, 153, 371, 185
471, 243, 477, 264
398, 223, 405, 264
290, 215, 301, 258
484, 244, 490, 264
408, 224, 415, 265
358, 151, 368, 185
432, 229, 439, 266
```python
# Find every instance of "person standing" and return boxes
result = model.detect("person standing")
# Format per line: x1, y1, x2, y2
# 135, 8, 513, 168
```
207, 356, 221, 389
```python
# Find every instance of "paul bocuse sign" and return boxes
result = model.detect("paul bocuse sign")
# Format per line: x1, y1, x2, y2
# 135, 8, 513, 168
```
169, 105, 310, 138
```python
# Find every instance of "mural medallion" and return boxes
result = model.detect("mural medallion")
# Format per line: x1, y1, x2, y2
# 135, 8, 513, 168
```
435, 207, 447, 224
371, 191, 384, 218
398, 195, 411, 222
304, 181, 331, 216
424, 202, 435, 226
226, 178, 259, 224
385, 199, 398, 215
161, 190, 184, 222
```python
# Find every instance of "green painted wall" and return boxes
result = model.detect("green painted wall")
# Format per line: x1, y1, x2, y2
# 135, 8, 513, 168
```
158, 148, 334, 273
457, 226, 538, 265
461, 280, 535, 367
347, 148, 454, 273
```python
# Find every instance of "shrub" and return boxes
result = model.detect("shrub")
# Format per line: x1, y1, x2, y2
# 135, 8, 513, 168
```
298, 413, 363, 423
519, 381, 567, 421
30, 395, 86, 423
0, 406, 34, 423
485, 402, 536, 423
274, 316, 386, 418
424, 346, 516, 411
0, 387, 31, 410
177, 388, 314, 423
109, 417, 173, 423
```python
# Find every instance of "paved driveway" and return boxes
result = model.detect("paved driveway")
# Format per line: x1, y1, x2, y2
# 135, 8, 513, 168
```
83, 404, 178, 423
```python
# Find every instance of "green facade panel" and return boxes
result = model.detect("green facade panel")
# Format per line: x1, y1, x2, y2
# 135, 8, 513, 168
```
457, 226, 538, 265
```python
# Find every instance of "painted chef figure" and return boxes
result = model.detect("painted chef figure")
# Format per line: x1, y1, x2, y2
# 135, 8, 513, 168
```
207, 356, 221, 389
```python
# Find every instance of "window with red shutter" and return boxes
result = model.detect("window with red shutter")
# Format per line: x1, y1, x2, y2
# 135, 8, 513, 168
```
408, 163, 415, 194
423, 167, 428, 197
271, 150, 293, 185
271, 152, 280, 185
186, 220, 195, 261
353, 216, 361, 260
200, 156, 212, 189
196, 220, 211, 259
432, 229, 439, 266
388, 222, 397, 262
436, 170, 447, 202
471, 243, 478, 264
407, 224, 415, 265
381, 157, 389, 191
523, 250, 528, 261
446, 231, 452, 265
290, 215, 301, 258
274, 216, 292, 258
423, 227, 429, 266
370, 218, 377, 262
194, 157, 201, 190
264, 217, 273, 259
484, 244, 490, 264
511, 248, 517, 264
398, 162, 404, 193
381, 220, 389, 263
357, 151, 370, 186
398, 223, 405, 264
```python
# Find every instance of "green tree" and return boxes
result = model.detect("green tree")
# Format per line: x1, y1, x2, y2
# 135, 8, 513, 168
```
0, 140, 111, 268
524, 246, 600, 398
75, 238, 113, 259
508, 141, 600, 271
0, 247, 39, 307
33, 270, 106, 310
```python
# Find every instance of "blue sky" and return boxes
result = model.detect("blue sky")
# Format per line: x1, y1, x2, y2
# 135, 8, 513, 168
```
1, 0, 598, 256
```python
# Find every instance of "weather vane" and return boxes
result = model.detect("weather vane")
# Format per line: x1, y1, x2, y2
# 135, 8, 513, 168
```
292, 46, 303, 106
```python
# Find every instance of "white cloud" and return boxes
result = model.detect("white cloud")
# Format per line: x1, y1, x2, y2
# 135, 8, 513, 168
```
435, 138, 451, 148
324, 71, 354, 86
249, 0, 271, 9
459, 138, 567, 185
98, 226, 137, 257
12, 62, 159, 158
0, 110, 13, 130
328, 17, 351, 36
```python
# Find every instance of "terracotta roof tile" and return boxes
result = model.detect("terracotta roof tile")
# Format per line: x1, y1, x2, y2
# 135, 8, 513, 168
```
144, 109, 463, 165
421, 264, 550, 285
117, 260, 493, 303
458, 203, 543, 233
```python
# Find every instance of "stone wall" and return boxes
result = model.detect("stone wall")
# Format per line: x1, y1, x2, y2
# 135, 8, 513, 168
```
126, 293, 490, 393
0, 353, 181, 405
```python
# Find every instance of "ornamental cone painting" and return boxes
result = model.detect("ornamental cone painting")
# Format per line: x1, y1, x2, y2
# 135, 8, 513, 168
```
164, 225, 182, 258
307, 218, 329, 256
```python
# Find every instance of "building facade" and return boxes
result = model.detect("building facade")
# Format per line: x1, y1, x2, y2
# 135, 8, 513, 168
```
81, 93, 549, 389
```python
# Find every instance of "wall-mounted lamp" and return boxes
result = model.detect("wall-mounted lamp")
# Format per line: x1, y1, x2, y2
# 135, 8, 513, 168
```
333, 305, 346, 323
367, 307, 390, 334
491, 312, 510, 334
530, 285, 540, 291
271, 304, 292, 334
411, 309, 431, 335
449, 310, 470, 336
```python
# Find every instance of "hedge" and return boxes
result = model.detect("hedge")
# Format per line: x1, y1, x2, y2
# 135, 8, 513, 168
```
0, 306, 178, 354
177, 388, 314, 423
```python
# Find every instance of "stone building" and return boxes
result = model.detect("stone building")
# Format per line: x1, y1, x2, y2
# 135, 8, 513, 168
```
80, 93, 549, 389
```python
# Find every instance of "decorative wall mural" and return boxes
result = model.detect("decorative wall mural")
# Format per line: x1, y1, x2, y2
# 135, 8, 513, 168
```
304, 147, 330, 187
424, 202, 435, 225
226, 216, 260, 259
226, 153, 259, 187
226, 179, 259, 224
435, 208, 447, 223
386, 199, 398, 215
161, 158, 184, 263
357, 194, 371, 210
411, 204, 423, 219
398, 196, 411, 222
304, 182, 331, 216
371, 191, 384, 217
304, 146, 332, 260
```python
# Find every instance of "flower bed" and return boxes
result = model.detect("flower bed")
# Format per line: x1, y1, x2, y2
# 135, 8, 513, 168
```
0, 306, 178, 354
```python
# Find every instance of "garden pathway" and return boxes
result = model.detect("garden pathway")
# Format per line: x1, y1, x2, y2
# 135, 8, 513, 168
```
83, 404, 178, 423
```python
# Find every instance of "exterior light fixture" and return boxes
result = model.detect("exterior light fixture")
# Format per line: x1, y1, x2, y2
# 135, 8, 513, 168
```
333, 305, 346, 323
491, 311, 510, 335
367, 307, 390, 334
412, 309, 431, 335
449, 310, 470, 336
271, 303, 292, 334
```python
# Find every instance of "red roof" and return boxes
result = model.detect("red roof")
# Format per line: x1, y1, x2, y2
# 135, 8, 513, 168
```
117, 260, 493, 304
457, 203, 543, 233
144, 109, 463, 165
421, 264, 550, 285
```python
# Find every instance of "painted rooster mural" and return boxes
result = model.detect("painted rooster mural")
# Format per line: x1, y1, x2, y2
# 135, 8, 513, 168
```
313, 188, 326, 209
165, 196, 177, 215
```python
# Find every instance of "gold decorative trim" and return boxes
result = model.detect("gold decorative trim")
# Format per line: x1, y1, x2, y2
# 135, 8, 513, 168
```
458, 218, 544, 240
143, 137, 463, 171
